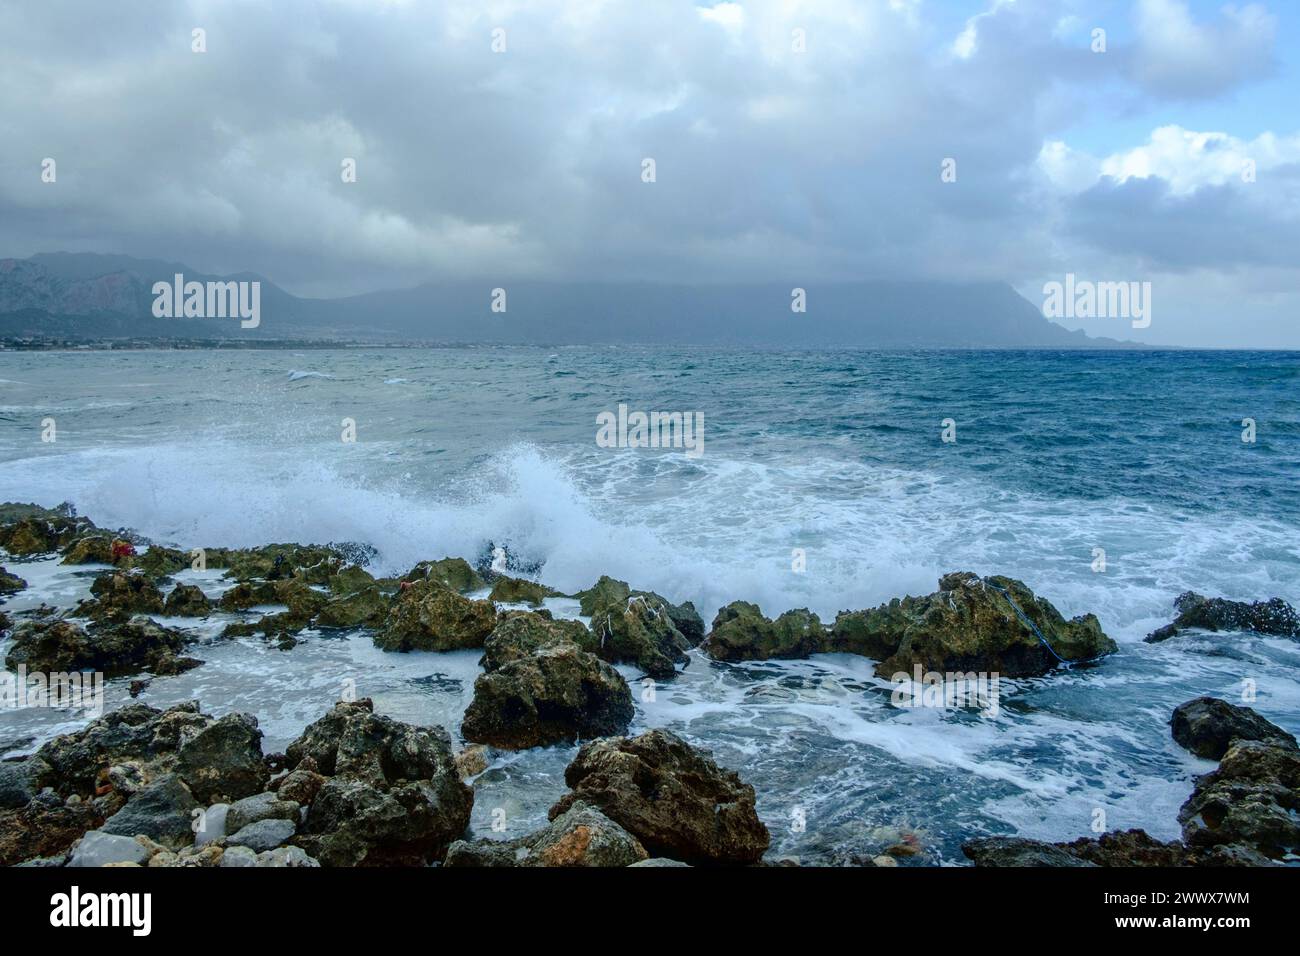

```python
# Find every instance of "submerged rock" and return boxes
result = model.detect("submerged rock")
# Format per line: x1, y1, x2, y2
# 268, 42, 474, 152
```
373, 579, 497, 652
288, 699, 473, 866
833, 572, 1116, 677
549, 729, 769, 865
1170, 697, 1297, 760
702, 602, 828, 661
1146, 591, 1300, 643
962, 836, 1097, 867
315, 584, 388, 628
445, 801, 647, 867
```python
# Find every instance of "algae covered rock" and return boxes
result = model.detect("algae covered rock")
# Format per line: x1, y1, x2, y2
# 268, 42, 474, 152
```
549, 729, 769, 865
589, 593, 692, 680
488, 575, 557, 606
373, 579, 497, 651
702, 602, 828, 661
402, 557, 485, 594
1146, 590, 1300, 643
163, 584, 212, 617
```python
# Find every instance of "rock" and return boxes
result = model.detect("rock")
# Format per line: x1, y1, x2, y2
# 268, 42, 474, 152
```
274, 767, 326, 805
831, 573, 1116, 677
194, 803, 228, 845
61, 535, 115, 565
488, 575, 556, 606
589, 593, 692, 680
328, 564, 377, 594
99, 773, 199, 848
1170, 697, 1297, 760
256, 845, 319, 867
702, 603, 828, 661
1146, 591, 1300, 642
0, 565, 28, 594
549, 729, 769, 865
962, 836, 1097, 867
0, 796, 104, 866
478, 612, 598, 671
0, 759, 47, 810
210, 543, 345, 584
175, 712, 270, 803
315, 584, 388, 628
446, 802, 647, 867
461, 643, 634, 749
132, 546, 190, 579
68, 830, 153, 867
662, 600, 706, 645
227, 817, 297, 852
288, 699, 473, 866
628, 857, 691, 867
1179, 739, 1300, 859
453, 746, 490, 780
403, 557, 486, 594
218, 580, 278, 611
373, 580, 498, 652
0, 503, 95, 555
576, 576, 631, 615
77, 570, 166, 620
163, 584, 212, 617
220, 845, 258, 867
4, 614, 195, 678
226, 791, 300, 833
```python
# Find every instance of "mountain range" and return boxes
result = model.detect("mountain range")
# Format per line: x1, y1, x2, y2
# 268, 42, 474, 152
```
0, 252, 1137, 348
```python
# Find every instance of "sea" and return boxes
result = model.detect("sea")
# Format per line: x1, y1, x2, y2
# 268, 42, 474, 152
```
1, 346, 1297, 863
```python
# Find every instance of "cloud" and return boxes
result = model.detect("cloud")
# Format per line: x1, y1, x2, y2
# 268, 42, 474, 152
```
1130, 0, 1276, 99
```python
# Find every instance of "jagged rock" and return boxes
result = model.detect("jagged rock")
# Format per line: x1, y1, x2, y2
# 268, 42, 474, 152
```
175, 712, 270, 803
589, 593, 692, 680
702, 603, 828, 661
1170, 697, 1297, 760
453, 745, 490, 780
963, 836, 1097, 867
479, 612, 598, 671
446, 801, 647, 867
461, 643, 634, 749
287, 699, 472, 866
328, 564, 376, 594
131, 546, 190, 579
76, 570, 165, 620
373, 579, 497, 652
0, 566, 26, 594
575, 576, 704, 645
60, 535, 115, 565
1179, 739, 1300, 859
274, 766, 326, 806
5, 614, 196, 677
0, 759, 47, 810
549, 729, 769, 865
226, 791, 300, 833
488, 575, 557, 606
1146, 591, 1300, 643
402, 557, 485, 593
831, 573, 1116, 677
163, 583, 212, 617
218, 580, 278, 611
0, 503, 96, 555
576, 576, 631, 615
228, 817, 297, 852
209, 543, 345, 584
316, 585, 388, 628
0, 794, 105, 866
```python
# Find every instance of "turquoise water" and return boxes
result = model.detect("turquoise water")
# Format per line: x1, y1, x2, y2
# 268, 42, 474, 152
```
1, 347, 1298, 863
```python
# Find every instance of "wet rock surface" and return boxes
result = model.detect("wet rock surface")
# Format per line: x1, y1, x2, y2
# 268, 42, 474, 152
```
549, 729, 769, 865
1146, 590, 1300, 643
445, 801, 647, 867
374, 579, 497, 652
1170, 697, 1297, 760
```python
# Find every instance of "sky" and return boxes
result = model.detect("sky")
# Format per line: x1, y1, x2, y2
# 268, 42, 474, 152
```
0, 0, 1297, 347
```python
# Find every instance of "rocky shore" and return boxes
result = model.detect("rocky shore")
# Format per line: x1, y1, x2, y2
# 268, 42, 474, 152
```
2, 501, 1298, 867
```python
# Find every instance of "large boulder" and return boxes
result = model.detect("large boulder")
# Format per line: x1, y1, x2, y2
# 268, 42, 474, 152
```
288, 699, 472, 866
0, 503, 96, 556
163, 584, 212, 617
207, 543, 346, 584
702, 603, 828, 661
98, 773, 199, 848
831, 573, 1115, 677
461, 643, 634, 749
315, 585, 389, 629
549, 729, 769, 865
445, 801, 647, 867
174, 712, 271, 803
0, 565, 27, 594
488, 575, 557, 606
1170, 697, 1297, 760
403, 557, 485, 593
374, 580, 497, 652
76, 570, 165, 621
589, 593, 693, 680
478, 612, 598, 671
1178, 739, 1300, 859
1146, 591, 1300, 643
